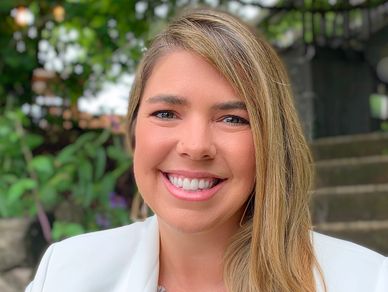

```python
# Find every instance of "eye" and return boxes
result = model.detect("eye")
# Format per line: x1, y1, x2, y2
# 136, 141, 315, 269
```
221, 115, 249, 126
151, 110, 177, 120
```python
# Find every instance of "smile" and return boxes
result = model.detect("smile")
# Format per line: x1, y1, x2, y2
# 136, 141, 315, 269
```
166, 174, 220, 191
161, 171, 226, 201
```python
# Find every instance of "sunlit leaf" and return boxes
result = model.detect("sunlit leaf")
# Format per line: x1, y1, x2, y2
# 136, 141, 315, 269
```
95, 147, 106, 180
28, 155, 54, 179
7, 178, 37, 204
52, 221, 85, 241
57, 144, 78, 164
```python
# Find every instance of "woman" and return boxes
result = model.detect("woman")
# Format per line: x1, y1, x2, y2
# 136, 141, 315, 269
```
26, 8, 387, 292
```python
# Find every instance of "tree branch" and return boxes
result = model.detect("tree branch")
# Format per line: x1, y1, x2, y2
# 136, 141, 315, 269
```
233, 0, 387, 13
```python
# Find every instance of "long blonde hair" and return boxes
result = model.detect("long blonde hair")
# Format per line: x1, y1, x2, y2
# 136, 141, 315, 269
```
127, 8, 325, 292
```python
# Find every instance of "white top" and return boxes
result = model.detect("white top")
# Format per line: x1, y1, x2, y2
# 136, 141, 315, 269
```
26, 216, 388, 292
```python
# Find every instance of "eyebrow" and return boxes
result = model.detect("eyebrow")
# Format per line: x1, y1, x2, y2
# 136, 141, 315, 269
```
145, 94, 247, 111
212, 101, 246, 111
146, 95, 187, 105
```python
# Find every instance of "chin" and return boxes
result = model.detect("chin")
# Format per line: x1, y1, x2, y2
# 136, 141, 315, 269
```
156, 210, 237, 236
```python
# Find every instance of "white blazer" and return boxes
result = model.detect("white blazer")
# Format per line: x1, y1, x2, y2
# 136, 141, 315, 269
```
26, 216, 388, 292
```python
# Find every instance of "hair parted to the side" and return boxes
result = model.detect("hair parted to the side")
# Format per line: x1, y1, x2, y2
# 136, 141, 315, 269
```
127, 7, 326, 292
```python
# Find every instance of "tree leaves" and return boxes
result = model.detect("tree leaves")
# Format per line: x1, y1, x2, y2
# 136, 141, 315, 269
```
52, 221, 85, 241
28, 155, 55, 181
7, 178, 37, 204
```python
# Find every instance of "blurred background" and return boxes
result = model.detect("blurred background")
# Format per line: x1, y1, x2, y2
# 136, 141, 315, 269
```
0, 0, 387, 291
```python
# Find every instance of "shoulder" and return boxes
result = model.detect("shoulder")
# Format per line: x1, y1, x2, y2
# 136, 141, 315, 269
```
27, 216, 159, 292
312, 231, 385, 264
52, 215, 158, 264
312, 232, 388, 292
54, 216, 155, 252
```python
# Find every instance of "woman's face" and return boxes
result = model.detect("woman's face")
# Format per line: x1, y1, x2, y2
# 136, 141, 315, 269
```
133, 50, 256, 234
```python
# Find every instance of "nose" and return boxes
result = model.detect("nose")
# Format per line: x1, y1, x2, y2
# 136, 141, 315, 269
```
176, 119, 216, 160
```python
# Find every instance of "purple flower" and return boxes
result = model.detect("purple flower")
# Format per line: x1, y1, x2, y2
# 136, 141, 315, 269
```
109, 192, 127, 209
95, 213, 110, 228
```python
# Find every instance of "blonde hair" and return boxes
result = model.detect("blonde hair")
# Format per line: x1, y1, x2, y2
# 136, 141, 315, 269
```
127, 8, 325, 292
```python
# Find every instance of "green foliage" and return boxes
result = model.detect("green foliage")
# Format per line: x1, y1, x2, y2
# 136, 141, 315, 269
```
0, 110, 38, 216
0, 109, 132, 240
0, 0, 178, 108
52, 221, 85, 241
381, 122, 388, 133
1, 0, 387, 110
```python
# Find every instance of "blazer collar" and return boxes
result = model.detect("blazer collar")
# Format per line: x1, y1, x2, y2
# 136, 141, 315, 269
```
115, 216, 160, 292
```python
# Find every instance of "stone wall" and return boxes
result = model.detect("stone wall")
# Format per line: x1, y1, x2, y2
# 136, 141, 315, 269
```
281, 46, 315, 141
0, 218, 33, 292
281, 45, 374, 140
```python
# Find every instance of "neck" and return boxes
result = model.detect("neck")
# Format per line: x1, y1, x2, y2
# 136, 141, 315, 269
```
158, 216, 240, 292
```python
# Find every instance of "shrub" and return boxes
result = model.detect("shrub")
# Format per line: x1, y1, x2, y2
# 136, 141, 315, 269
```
0, 109, 132, 242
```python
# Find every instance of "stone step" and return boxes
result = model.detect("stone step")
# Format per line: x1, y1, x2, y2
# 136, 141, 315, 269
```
311, 131, 388, 161
314, 155, 388, 188
314, 220, 388, 256
311, 184, 388, 223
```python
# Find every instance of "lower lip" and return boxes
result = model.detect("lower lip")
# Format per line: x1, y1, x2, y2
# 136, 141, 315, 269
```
161, 172, 225, 202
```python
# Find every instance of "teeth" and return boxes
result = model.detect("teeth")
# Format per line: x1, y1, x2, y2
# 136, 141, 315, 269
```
190, 179, 198, 190
167, 175, 218, 191
183, 178, 191, 190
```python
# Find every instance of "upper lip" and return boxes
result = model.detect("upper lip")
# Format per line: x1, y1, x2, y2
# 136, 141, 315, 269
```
161, 169, 225, 179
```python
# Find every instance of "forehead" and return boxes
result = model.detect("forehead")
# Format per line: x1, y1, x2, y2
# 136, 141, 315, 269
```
141, 49, 240, 103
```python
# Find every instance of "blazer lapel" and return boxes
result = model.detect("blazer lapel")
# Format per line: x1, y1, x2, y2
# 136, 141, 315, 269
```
114, 216, 160, 292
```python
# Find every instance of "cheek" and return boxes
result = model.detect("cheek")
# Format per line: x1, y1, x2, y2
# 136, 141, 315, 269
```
134, 124, 155, 169
222, 132, 256, 177
133, 121, 162, 202
133, 120, 174, 176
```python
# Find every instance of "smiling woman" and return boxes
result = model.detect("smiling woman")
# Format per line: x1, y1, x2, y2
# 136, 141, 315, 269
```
26, 7, 388, 292
134, 50, 256, 239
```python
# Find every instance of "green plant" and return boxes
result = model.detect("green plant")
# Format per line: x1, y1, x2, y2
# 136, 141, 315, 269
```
0, 109, 132, 242
51, 127, 133, 240
0, 109, 52, 242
